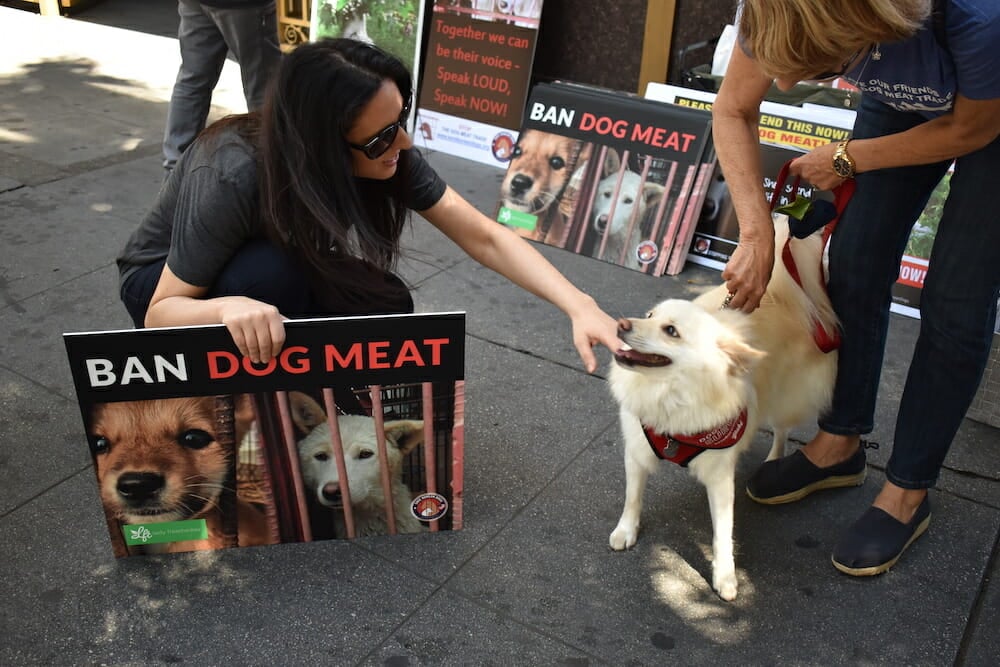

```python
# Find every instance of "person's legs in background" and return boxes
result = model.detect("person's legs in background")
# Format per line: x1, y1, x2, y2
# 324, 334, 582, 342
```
201, 1, 281, 111
812, 101, 952, 466
163, 0, 230, 171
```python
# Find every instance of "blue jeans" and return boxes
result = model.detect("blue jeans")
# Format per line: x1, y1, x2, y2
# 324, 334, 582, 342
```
820, 97, 1000, 489
120, 240, 413, 328
163, 0, 281, 170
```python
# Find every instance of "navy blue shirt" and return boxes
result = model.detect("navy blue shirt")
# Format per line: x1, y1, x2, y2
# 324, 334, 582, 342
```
843, 0, 1000, 117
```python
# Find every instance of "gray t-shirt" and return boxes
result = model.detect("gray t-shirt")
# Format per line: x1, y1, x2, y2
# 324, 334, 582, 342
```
117, 125, 447, 289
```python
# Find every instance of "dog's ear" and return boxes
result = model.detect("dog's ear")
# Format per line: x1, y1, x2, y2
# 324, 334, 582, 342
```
287, 392, 327, 433
719, 336, 766, 376
232, 394, 256, 444
382, 420, 425, 455
641, 182, 665, 207
602, 149, 621, 176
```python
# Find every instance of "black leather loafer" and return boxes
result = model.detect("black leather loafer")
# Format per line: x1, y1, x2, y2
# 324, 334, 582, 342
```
832, 495, 931, 576
746, 448, 866, 505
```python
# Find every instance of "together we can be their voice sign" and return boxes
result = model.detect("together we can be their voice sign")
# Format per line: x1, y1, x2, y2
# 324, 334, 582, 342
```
415, 2, 542, 166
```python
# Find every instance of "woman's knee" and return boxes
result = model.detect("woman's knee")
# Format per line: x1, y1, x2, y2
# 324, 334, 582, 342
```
120, 260, 167, 328
210, 241, 312, 312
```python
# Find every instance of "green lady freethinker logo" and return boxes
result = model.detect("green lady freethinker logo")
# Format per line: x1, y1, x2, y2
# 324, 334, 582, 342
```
122, 519, 208, 546
497, 206, 538, 231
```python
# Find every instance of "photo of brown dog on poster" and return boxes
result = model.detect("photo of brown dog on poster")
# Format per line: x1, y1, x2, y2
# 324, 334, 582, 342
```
87, 394, 273, 554
499, 129, 626, 245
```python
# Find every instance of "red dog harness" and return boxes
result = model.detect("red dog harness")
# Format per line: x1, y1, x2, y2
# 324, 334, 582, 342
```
771, 161, 855, 354
643, 409, 749, 467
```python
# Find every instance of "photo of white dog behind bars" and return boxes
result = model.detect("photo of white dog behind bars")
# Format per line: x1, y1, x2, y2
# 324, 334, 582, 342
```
497, 131, 698, 274
256, 383, 465, 540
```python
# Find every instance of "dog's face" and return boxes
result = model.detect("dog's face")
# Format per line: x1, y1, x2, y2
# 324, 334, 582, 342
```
501, 130, 585, 214
289, 392, 424, 509
613, 300, 764, 383
89, 396, 251, 525
592, 171, 665, 240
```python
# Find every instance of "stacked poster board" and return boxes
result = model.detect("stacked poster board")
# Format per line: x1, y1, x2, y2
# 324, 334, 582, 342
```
645, 83, 853, 270
644, 83, 952, 320
414, 1, 544, 167
494, 81, 715, 275
64, 314, 466, 557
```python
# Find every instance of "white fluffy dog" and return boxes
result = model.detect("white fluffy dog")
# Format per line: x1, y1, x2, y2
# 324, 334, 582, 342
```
607, 217, 838, 600
591, 170, 664, 269
289, 392, 426, 537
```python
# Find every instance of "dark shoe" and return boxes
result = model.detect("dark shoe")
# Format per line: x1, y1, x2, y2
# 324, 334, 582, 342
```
746, 448, 866, 505
832, 496, 931, 576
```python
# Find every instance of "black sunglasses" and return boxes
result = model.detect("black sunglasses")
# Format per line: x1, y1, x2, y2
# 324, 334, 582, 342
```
348, 94, 413, 160
808, 46, 865, 82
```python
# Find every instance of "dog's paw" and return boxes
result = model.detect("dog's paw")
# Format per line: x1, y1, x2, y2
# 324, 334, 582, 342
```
713, 571, 738, 601
609, 523, 638, 551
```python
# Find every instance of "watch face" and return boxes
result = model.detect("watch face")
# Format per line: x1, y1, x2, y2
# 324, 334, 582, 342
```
834, 155, 853, 178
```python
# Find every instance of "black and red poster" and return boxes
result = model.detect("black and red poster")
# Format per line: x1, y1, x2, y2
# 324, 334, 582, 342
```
64, 313, 466, 557
495, 82, 714, 275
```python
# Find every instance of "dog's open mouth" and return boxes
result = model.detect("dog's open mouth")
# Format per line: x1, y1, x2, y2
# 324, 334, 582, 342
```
614, 345, 671, 367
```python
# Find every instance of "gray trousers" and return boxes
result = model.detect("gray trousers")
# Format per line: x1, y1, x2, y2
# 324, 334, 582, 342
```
163, 0, 281, 169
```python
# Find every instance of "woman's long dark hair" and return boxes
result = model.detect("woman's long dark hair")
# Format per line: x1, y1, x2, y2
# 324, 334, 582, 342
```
257, 38, 415, 310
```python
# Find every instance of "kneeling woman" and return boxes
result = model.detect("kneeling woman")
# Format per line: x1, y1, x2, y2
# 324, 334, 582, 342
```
118, 38, 618, 371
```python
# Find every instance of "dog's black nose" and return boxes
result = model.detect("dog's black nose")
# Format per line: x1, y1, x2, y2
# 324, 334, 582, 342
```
509, 173, 533, 196
117, 472, 164, 501
595, 214, 608, 233
617, 318, 633, 334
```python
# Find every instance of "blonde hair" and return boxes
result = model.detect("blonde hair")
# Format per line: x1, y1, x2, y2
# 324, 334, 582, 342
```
739, 0, 931, 79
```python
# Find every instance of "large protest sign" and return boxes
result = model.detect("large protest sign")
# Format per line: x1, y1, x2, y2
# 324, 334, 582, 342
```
64, 314, 466, 557
494, 81, 714, 275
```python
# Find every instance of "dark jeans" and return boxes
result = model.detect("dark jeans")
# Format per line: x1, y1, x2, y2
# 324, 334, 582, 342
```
820, 96, 1000, 488
120, 240, 413, 328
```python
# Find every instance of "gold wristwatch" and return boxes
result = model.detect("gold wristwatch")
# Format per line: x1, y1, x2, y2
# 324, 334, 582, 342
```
832, 139, 856, 178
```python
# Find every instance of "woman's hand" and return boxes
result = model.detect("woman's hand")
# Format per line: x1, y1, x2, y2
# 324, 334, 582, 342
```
568, 297, 624, 374
420, 187, 622, 373
790, 142, 846, 191
146, 266, 287, 364
217, 297, 287, 364
711, 45, 782, 313
721, 223, 775, 312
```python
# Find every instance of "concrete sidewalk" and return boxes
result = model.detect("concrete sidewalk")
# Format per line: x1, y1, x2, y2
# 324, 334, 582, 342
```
1, 4, 998, 665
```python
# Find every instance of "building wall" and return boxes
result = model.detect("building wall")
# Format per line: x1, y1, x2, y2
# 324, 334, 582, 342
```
531, 0, 735, 92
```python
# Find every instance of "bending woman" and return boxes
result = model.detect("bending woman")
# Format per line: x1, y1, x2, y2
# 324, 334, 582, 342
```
712, 0, 999, 576
118, 38, 619, 372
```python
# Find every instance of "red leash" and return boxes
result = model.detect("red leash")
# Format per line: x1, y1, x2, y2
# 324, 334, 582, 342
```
769, 160, 854, 353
